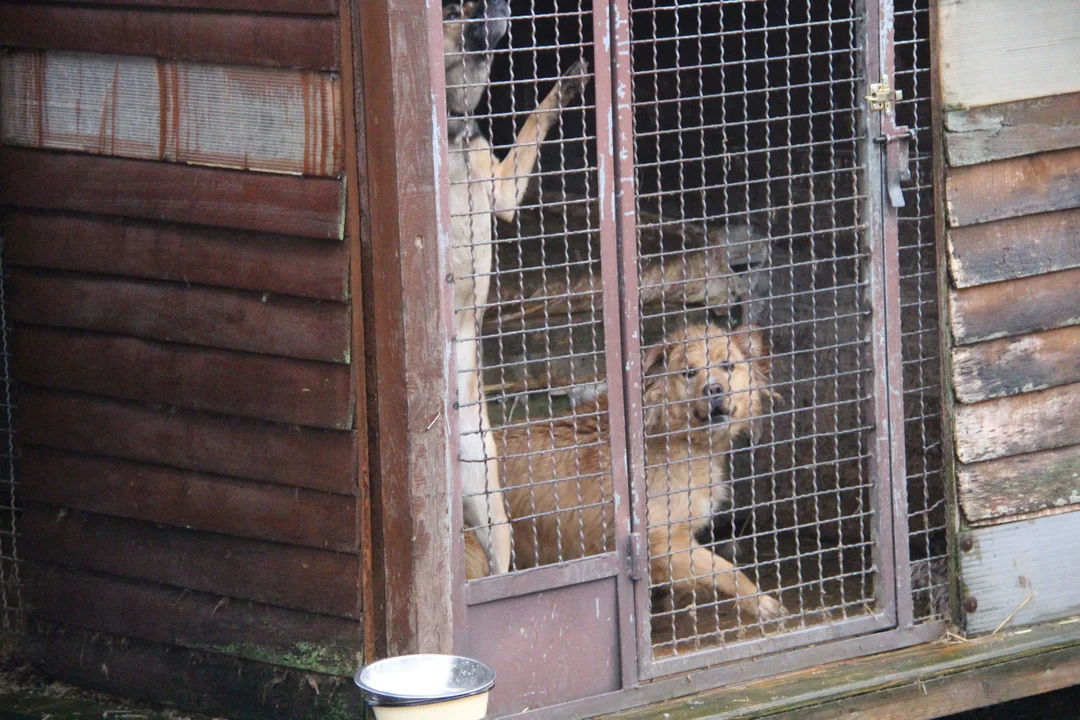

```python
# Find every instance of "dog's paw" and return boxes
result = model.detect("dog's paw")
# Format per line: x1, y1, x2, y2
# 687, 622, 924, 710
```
741, 593, 784, 621
555, 59, 591, 106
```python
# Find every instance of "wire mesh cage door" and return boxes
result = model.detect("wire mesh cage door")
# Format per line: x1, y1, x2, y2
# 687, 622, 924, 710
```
614, 0, 924, 677
440, 0, 639, 707
438, 0, 944, 706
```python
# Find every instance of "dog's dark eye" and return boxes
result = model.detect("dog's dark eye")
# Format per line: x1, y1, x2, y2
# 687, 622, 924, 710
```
718, 360, 734, 372
445, 9, 460, 19
684, 367, 699, 379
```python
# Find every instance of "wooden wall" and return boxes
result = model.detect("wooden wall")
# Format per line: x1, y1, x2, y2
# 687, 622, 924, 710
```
939, 0, 1080, 636
0, 2, 367, 717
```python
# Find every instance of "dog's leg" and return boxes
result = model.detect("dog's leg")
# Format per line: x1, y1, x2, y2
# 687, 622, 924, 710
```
651, 526, 783, 621
457, 322, 512, 575
490, 59, 590, 222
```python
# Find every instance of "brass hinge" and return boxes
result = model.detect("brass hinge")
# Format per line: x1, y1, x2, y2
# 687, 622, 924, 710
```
866, 80, 903, 111
627, 532, 646, 581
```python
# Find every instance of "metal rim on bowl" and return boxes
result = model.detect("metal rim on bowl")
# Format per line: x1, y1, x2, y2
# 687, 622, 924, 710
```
354, 654, 496, 707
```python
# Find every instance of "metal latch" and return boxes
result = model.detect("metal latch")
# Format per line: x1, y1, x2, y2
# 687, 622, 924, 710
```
868, 76, 913, 208
875, 127, 914, 208
627, 532, 646, 581
866, 80, 903, 112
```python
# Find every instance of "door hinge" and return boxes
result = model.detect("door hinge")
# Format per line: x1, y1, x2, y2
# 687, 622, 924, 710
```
627, 532, 647, 581
866, 80, 902, 112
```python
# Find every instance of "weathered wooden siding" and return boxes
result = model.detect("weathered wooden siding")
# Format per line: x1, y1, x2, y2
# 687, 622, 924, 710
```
0, 4, 340, 70
946, 135, 1080, 535
944, 93, 1080, 168
938, 3, 1080, 636
0, 0, 365, 716
0, 149, 345, 239
937, 0, 1080, 109
1, 51, 343, 176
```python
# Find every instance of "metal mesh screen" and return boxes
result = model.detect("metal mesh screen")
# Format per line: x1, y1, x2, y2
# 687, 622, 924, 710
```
628, 0, 880, 655
894, 0, 949, 623
0, 225, 22, 633
445, 0, 946, 663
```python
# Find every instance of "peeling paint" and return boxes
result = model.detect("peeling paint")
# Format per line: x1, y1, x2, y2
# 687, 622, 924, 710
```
0, 50, 343, 176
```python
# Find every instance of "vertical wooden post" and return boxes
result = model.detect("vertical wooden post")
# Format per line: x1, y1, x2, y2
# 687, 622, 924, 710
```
349, 0, 455, 656
339, 0, 376, 663
928, 0, 962, 627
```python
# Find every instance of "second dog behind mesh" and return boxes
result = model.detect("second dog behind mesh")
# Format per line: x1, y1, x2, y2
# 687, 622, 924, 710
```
468, 323, 783, 623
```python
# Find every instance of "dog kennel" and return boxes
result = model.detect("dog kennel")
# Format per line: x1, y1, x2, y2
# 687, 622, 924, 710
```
0, 0, 1077, 717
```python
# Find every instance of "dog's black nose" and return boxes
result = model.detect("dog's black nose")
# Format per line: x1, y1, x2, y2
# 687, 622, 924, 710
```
707, 387, 730, 421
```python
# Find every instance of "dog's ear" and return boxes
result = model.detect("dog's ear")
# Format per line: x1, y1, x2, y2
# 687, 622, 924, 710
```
731, 325, 779, 400
640, 344, 668, 431
641, 343, 668, 394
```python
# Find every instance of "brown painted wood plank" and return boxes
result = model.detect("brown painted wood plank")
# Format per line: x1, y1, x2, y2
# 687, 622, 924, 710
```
10, 269, 350, 363
51, 0, 336, 15
339, 0, 376, 664
357, 0, 454, 657
22, 504, 360, 618
952, 326, 1080, 404
21, 447, 356, 552
1, 51, 343, 176
948, 208, 1080, 288
945, 93, 1080, 166
25, 624, 365, 720
946, 147, 1080, 228
0, 149, 345, 240
953, 382, 1080, 464
24, 563, 360, 676
0, 4, 339, 70
949, 267, 1080, 345
958, 444, 1080, 524
17, 388, 356, 495
14, 327, 353, 429
4, 211, 348, 302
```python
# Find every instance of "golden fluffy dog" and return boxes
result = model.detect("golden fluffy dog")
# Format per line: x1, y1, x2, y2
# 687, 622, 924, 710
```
482, 323, 782, 621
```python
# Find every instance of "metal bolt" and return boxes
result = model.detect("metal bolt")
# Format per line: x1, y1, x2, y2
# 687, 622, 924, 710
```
963, 596, 978, 613
959, 534, 974, 552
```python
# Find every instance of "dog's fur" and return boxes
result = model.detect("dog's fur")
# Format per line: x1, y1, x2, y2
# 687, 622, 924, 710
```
443, 0, 589, 575
490, 324, 782, 621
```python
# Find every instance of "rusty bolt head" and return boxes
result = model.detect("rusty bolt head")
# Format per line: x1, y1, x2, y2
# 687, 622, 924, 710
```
959, 534, 974, 552
963, 596, 978, 613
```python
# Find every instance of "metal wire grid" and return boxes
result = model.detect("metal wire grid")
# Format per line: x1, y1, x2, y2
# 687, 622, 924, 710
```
0, 226, 22, 633
445, 0, 614, 574
447, 0, 946, 646
894, 0, 949, 623
628, 0, 882, 654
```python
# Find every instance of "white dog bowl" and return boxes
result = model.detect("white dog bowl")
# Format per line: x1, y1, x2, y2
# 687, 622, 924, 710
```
354, 654, 495, 720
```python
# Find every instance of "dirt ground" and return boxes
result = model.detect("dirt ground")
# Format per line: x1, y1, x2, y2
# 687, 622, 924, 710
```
0, 663, 217, 720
